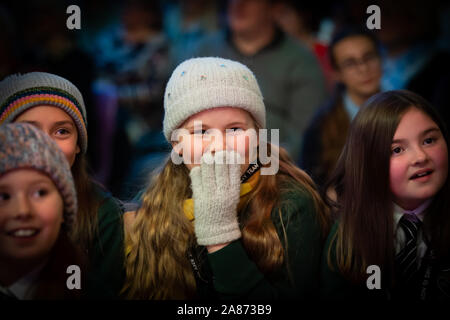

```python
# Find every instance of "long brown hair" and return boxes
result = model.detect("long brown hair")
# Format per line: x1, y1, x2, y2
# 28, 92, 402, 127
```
123, 143, 330, 299
319, 97, 351, 185
325, 90, 450, 286
69, 154, 102, 252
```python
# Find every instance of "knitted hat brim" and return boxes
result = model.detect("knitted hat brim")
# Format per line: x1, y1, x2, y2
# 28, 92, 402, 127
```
2, 100, 88, 154
0, 73, 88, 154
164, 85, 266, 141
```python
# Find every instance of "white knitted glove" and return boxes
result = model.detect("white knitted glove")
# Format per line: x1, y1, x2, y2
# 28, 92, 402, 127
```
189, 150, 243, 246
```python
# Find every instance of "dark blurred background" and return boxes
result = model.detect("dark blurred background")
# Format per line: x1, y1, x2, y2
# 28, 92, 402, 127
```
1, 0, 449, 199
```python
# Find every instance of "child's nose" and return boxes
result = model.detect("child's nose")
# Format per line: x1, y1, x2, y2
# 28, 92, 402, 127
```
14, 195, 32, 220
411, 146, 428, 165
206, 132, 227, 154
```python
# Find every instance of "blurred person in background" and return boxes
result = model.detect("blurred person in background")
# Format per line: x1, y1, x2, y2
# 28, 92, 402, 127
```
301, 28, 382, 187
274, 0, 335, 92
375, 0, 450, 130
163, 0, 224, 64
91, 0, 172, 199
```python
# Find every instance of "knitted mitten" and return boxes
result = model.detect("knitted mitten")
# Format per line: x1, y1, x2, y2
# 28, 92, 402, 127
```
189, 150, 242, 246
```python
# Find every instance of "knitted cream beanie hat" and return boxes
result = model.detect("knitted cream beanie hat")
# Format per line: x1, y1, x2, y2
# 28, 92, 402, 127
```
0, 123, 77, 231
163, 57, 266, 141
0, 72, 88, 153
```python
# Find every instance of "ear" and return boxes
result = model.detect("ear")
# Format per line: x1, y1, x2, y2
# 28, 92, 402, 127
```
76, 145, 81, 154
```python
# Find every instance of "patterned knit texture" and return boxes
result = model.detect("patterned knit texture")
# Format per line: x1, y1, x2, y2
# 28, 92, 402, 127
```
163, 57, 266, 141
0, 123, 77, 230
0, 72, 88, 153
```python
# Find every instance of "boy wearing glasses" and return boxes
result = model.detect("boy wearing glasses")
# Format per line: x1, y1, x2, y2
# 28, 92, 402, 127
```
300, 28, 382, 187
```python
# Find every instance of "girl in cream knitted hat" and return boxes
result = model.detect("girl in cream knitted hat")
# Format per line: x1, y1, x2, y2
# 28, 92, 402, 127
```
123, 57, 330, 299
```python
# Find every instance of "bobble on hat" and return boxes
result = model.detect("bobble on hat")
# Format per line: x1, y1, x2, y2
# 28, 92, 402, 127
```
0, 123, 77, 231
0, 72, 88, 153
163, 57, 266, 141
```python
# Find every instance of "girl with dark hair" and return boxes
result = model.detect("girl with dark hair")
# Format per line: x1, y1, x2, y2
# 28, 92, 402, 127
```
321, 90, 450, 300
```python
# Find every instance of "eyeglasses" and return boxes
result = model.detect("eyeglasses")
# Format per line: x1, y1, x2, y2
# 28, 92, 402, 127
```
338, 52, 380, 73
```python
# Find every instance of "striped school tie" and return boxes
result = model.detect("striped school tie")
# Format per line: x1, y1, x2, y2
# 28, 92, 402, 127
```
396, 213, 422, 283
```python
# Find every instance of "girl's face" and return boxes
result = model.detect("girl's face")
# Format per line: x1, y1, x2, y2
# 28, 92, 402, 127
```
390, 107, 448, 210
15, 105, 80, 167
173, 107, 258, 174
0, 169, 64, 264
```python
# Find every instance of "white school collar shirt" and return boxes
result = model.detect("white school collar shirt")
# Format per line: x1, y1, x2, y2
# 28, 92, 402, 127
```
0, 261, 46, 300
393, 199, 432, 268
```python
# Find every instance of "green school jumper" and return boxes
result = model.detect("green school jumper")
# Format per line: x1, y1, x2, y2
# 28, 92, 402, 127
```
85, 187, 125, 299
194, 180, 324, 299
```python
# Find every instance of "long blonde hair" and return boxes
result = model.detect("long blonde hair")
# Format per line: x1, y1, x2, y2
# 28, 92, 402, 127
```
123, 142, 330, 299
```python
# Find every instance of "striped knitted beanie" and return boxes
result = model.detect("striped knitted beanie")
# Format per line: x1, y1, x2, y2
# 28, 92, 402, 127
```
0, 123, 77, 231
0, 72, 88, 153
163, 57, 266, 141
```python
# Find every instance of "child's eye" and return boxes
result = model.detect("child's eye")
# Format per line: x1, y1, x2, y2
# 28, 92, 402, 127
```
392, 146, 403, 155
227, 128, 244, 134
193, 130, 206, 135
0, 192, 11, 202
32, 189, 48, 198
424, 137, 436, 145
55, 128, 70, 136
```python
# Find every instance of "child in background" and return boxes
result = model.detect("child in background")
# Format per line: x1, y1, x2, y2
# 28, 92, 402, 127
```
0, 72, 124, 298
301, 28, 382, 187
123, 57, 330, 299
321, 90, 450, 300
0, 123, 83, 299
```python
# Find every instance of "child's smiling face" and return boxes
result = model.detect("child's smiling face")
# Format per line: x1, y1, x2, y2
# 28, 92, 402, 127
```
390, 107, 448, 210
173, 107, 258, 173
0, 169, 64, 265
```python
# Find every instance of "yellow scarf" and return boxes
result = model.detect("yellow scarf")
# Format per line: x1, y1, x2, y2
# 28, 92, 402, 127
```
183, 169, 260, 221
125, 170, 260, 257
